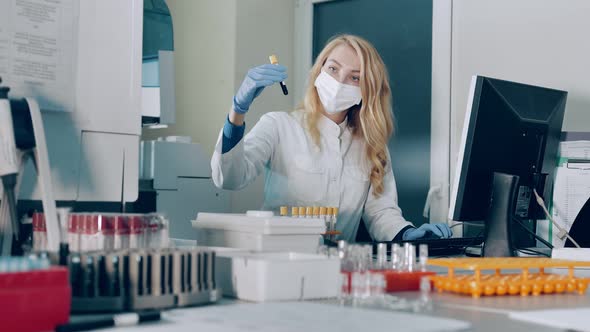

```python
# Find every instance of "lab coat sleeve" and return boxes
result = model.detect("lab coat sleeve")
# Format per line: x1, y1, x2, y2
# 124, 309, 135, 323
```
211, 113, 278, 190
362, 153, 414, 241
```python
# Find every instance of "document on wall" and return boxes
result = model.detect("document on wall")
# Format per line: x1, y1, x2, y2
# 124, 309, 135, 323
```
547, 164, 590, 248
0, 0, 78, 112
559, 140, 590, 161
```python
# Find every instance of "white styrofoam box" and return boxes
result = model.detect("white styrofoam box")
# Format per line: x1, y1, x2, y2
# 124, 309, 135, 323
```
192, 212, 325, 253
549, 248, 590, 277
215, 251, 340, 302
552, 248, 590, 261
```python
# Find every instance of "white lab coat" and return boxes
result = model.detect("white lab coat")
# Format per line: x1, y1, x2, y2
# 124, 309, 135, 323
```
211, 110, 413, 242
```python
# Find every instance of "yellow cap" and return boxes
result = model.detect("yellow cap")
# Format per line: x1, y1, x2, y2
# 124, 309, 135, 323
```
298, 206, 305, 217
291, 207, 299, 216
279, 206, 288, 216
327, 207, 333, 215
319, 207, 327, 215
332, 207, 339, 215
312, 206, 320, 216
305, 206, 313, 216
269, 54, 279, 65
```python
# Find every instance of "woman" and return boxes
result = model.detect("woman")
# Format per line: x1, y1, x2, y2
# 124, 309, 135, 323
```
211, 34, 451, 242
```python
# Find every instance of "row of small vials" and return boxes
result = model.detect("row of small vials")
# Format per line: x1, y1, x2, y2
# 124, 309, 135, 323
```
317, 241, 432, 309
331, 241, 429, 273
279, 206, 339, 219
279, 206, 339, 238
32, 212, 170, 253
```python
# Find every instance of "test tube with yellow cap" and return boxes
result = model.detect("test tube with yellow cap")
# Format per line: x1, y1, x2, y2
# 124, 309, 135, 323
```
312, 206, 320, 219
291, 206, 299, 218
269, 54, 288, 95
298, 207, 305, 218
305, 206, 313, 219
279, 206, 288, 216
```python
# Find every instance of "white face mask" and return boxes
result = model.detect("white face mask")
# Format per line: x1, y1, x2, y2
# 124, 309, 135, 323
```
314, 71, 362, 114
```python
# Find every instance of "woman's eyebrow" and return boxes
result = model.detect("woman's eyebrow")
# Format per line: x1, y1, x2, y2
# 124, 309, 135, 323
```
327, 58, 360, 73
326, 58, 341, 66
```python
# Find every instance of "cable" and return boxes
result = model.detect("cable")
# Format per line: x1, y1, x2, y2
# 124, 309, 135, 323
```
532, 189, 581, 248
512, 215, 553, 249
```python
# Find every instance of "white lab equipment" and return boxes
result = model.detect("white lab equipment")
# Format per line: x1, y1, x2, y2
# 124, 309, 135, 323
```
139, 138, 230, 239
0, 0, 142, 205
192, 211, 325, 252
0, 97, 60, 254
215, 250, 341, 302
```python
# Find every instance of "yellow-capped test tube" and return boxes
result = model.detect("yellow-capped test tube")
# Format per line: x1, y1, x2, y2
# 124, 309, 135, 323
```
298, 207, 305, 218
279, 206, 288, 216
305, 206, 313, 218
269, 54, 288, 95
291, 206, 299, 218
312, 206, 320, 218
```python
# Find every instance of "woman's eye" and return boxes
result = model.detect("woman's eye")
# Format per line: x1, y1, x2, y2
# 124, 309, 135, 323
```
351, 76, 360, 82
328, 66, 337, 72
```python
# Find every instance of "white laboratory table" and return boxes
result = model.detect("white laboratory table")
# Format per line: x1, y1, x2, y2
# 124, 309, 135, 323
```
70, 289, 590, 332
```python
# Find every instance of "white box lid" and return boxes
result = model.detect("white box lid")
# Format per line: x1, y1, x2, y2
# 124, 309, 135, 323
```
192, 211, 326, 235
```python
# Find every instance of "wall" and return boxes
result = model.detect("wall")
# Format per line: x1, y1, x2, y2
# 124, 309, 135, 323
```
143, 0, 295, 213
232, 0, 296, 212
450, 0, 590, 181
430, 0, 590, 226
142, 0, 237, 154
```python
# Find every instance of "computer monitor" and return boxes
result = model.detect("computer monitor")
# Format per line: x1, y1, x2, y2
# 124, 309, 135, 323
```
449, 75, 567, 256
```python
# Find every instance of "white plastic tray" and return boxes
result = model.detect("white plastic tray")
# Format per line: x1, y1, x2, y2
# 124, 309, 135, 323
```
192, 212, 325, 252
215, 251, 341, 302
193, 212, 326, 235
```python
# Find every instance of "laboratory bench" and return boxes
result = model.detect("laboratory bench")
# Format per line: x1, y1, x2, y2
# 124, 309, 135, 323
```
68, 288, 590, 332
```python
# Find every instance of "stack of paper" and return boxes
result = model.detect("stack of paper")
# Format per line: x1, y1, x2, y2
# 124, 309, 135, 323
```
537, 140, 590, 248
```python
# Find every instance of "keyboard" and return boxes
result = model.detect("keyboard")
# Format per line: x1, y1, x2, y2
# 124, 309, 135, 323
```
368, 236, 484, 257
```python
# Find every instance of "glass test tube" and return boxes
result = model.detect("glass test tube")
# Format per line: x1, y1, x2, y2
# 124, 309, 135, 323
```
391, 243, 401, 270
376, 243, 387, 270
419, 244, 428, 271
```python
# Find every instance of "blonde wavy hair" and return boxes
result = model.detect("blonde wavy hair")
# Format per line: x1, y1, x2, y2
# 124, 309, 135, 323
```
299, 34, 394, 196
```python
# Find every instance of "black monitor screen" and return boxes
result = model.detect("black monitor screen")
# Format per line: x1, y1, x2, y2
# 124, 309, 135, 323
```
450, 76, 567, 222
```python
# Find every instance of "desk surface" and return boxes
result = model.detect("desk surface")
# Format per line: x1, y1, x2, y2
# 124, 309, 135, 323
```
74, 291, 590, 332
72, 266, 590, 331
400, 291, 590, 332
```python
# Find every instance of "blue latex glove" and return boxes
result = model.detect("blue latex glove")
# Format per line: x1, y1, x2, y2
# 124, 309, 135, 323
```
233, 64, 287, 114
403, 223, 452, 240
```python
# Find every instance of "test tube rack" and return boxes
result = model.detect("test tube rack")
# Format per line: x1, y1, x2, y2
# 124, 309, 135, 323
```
428, 257, 590, 298
70, 248, 220, 313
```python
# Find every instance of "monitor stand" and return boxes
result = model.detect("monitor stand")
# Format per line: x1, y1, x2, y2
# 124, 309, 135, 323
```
482, 172, 520, 257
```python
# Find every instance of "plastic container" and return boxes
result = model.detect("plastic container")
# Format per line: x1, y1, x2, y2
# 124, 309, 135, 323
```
215, 251, 340, 302
428, 257, 590, 298
0, 267, 71, 332
192, 211, 325, 253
